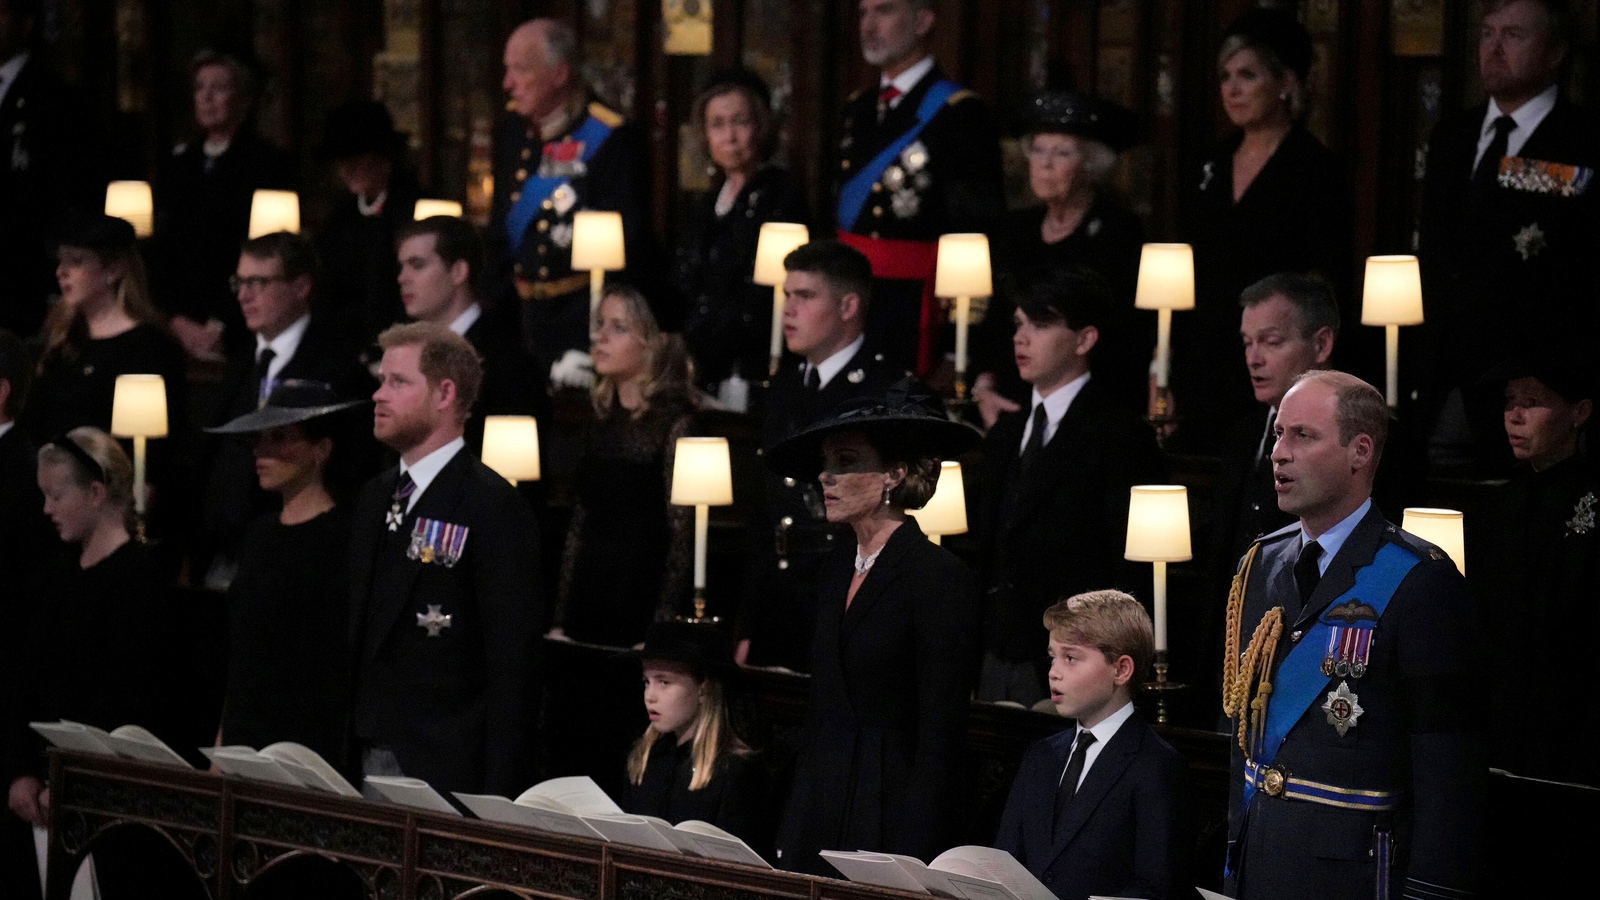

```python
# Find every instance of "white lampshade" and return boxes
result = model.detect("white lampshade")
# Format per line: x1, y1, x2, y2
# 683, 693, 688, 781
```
413, 198, 464, 220
909, 460, 968, 536
1124, 485, 1192, 562
753, 222, 810, 286
1360, 255, 1425, 326
1401, 508, 1464, 575
104, 181, 153, 238
670, 437, 734, 506
571, 210, 626, 271
248, 190, 301, 238
1133, 243, 1197, 311
934, 233, 993, 297
110, 374, 168, 438
480, 416, 541, 483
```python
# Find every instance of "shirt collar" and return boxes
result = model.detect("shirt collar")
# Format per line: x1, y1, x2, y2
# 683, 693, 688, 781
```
1485, 83, 1559, 141
1031, 371, 1090, 423
1079, 698, 1135, 746
447, 302, 482, 336
0, 421, 13, 441
398, 437, 466, 508
1301, 497, 1372, 575
538, 93, 589, 142
812, 333, 866, 389
881, 55, 935, 97
0, 51, 29, 103
256, 313, 311, 363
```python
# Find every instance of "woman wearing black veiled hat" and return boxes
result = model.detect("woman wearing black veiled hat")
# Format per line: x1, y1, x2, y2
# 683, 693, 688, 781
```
1178, 8, 1351, 451
769, 378, 981, 874
675, 69, 809, 392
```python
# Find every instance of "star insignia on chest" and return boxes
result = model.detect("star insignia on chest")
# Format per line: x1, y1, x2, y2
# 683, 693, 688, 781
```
1513, 222, 1546, 260
1322, 680, 1363, 737
416, 605, 453, 637
1567, 491, 1596, 536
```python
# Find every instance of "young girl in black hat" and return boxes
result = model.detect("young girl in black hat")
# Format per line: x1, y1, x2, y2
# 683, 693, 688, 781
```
620, 620, 769, 854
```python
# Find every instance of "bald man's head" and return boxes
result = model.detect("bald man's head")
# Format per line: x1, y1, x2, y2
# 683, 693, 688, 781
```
502, 18, 577, 120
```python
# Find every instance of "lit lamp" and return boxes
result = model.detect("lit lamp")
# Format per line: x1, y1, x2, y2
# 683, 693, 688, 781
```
908, 460, 967, 545
110, 374, 167, 540
753, 222, 810, 376
1125, 484, 1192, 722
571, 210, 626, 314
1401, 508, 1465, 575
413, 198, 464, 219
670, 437, 734, 620
934, 234, 992, 400
479, 416, 541, 484
1134, 244, 1195, 421
248, 189, 300, 238
1360, 255, 1425, 408
104, 181, 153, 238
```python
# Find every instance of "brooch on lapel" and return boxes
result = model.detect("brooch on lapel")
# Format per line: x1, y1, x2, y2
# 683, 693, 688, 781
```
407, 518, 469, 567
1567, 492, 1596, 537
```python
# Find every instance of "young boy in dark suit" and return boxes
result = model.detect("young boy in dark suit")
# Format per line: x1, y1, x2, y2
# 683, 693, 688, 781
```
993, 590, 1182, 900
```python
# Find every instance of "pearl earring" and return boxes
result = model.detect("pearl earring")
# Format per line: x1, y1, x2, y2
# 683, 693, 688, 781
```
882, 483, 893, 506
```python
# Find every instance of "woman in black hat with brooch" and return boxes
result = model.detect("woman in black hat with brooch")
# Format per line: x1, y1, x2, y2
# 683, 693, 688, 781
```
767, 378, 981, 874
976, 89, 1149, 421
206, 380, 366, 767
618, 620, 769, 853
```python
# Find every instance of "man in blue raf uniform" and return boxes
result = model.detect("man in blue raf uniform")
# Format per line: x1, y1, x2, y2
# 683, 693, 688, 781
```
488, 18, 661, 381
835, 0, 1003, 374
350, 323, 540, 796
1221, 370, 1483, 900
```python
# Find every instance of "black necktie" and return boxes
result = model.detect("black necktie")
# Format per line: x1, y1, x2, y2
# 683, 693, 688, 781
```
254, 347, 277, 408
1053, 730, 1097, 836
1295, 540, 1323, 606
1020, 404, 1048, 470
1473, 115, 1516, 187
804, 365, 820, 392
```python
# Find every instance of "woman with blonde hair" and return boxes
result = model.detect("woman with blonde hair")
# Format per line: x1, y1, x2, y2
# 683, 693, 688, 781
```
619, 621, 767, 851
550, 285, 697, 646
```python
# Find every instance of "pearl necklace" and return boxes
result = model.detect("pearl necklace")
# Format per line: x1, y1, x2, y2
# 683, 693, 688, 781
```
854, 544, 885, 577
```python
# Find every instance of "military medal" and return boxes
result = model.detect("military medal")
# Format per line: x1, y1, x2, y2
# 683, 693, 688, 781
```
538, 138, 588, 179
891, 189, 920, 219
386, 501, 404, 531
416, 604, 453, 637
550, 222, 573, 248
1513, 222, 1546, 261
883, 165, 906, 191
900, 140, 929, 173
1322, 681, 1364, 737
1498, 156, 1593, 197
407, 518, 471, 568
551, 184, 578, 215
386, 475, 417, 532
1321, 601, 1377, 682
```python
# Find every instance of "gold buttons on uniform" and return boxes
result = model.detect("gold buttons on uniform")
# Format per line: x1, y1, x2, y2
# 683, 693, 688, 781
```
520, 147, 532, 160
872, 206, 883, 217
510, 192, 521, 203
541, 200, 554, 210
871, 183, 882, 193
513, 263, 524, 274
537, 245, 548, 255
538, 266, 550, 278
515, 168, 528, 181
536, 220, 549, 232
841, 160, 851, 170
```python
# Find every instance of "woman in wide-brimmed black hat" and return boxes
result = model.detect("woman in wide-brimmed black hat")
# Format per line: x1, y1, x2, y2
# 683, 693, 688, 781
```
616, 620, 770, 854
206, 380, 367, 768
768, 378, 982, 875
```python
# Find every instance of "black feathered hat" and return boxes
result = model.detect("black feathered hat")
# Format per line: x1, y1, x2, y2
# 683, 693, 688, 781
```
765, 377, 980, 480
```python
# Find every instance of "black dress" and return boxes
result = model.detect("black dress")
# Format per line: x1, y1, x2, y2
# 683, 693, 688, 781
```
981, 195, 1150, 413
1180, 127, 1350, 450
554, 396, 695, 646
221, 507, 352, 763
623, 738, 770, 853
22, 324, 188, 441
314, 169, 421, 350
676, 165, 809, 386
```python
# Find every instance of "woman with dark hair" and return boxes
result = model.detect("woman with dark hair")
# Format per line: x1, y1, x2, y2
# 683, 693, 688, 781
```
550, 285, 698, 647
206, 381, 365, 763
676, 69, 809, 391
22, 213, 187, 447
767, 378, 981, 874
1179, 8, 1349, 449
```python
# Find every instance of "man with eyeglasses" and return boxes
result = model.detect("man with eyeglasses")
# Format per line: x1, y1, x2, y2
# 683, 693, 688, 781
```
199, 231, 373, 587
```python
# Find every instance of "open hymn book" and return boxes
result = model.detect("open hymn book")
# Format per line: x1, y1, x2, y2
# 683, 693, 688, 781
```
366, 774, 769, 867
822, 846, 1058, 900
30, 721, 190, 768
201, 743, 361, 797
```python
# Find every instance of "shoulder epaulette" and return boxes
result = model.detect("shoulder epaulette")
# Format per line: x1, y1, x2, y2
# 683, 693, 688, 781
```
1387, 523, 1436, 560
946, 89, 979, 106
1255, 521, 1301, 546
587, 102, 624, 128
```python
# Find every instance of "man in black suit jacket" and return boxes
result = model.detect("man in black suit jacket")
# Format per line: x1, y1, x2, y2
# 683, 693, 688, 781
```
1420, 0, 1600, 467
350, 323, 540, 796
201, 232, 372, 580
835, 0, 1003, 372
995, 590, 1181, 900
975, 268, 1164, 705
1222, 371, 1483, 899
739, 241, 904, 669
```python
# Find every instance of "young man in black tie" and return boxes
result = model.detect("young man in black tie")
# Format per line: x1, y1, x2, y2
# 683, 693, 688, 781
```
993, 590, 1182, 900
349, 322, 540, 796
974, 267, 1164, 705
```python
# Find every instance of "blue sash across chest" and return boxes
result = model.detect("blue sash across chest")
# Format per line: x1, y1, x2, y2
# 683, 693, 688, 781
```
836, 80, 960, 232
505, 114, 613, 253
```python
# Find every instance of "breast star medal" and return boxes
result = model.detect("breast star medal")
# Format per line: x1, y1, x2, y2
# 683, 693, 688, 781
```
416, 605, 453, 637
1322, 681, 1364, 737
1513, 222, 1546, 261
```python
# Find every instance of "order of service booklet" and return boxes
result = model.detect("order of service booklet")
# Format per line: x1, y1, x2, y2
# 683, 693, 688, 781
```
822, 846, 1057, 900
30, 721, 190, 768
202, 743, 361, 797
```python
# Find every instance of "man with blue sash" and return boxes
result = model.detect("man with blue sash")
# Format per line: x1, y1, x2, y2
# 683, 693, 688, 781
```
835, 0, 1003, 375
1221, 370, 1484, 900
487, 18, 661, 381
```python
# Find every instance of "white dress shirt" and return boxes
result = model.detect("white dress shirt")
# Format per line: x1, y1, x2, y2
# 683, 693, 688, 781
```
398, 437, 466, 514
1473, 84, 1559, 172
447, 303, 483, 337
1018, 372, 1090, 454
806, 334, 866, 390
0, 52, 29, 109
255, 314, 311, 387
880, 55, 936, 108
1061, 699, 1136, 791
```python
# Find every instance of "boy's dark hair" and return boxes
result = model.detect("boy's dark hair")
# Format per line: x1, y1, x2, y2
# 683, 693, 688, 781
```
397, 216, 484, 286
0, 329, 31, 419
784, 240, 874, 310
1239, 271, 1341, 340
240, 231, 320, 284
1011, 265, 1112, 333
